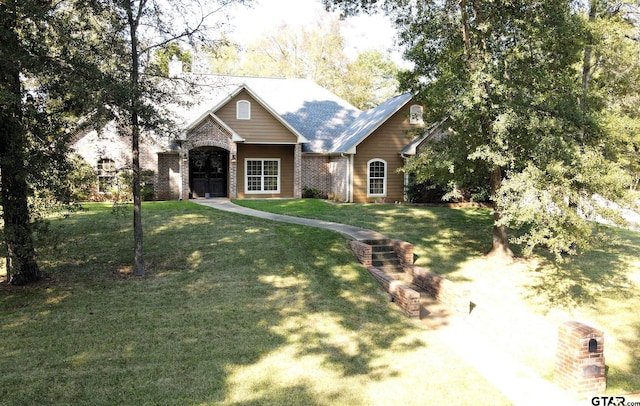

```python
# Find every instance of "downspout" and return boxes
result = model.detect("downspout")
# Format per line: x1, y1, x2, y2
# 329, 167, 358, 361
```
348, 154, 354, 203
340, 153, 352, 203
400, 153, 409, 202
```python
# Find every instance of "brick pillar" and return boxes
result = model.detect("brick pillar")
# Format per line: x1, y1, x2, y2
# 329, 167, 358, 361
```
555, 321, 606, 399
293, 144, 302, 198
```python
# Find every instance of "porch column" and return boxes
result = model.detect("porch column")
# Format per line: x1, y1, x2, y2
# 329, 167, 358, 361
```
294, 144, 302, 198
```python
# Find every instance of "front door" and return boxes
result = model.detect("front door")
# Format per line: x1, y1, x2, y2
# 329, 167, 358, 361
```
189, 148, 228, 198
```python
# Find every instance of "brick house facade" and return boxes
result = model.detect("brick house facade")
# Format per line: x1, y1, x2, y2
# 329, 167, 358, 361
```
72, 75, 439, 203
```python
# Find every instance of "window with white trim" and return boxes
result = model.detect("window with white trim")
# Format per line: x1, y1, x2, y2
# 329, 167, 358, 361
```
245, 159, 280, 193
409, 104, 424, 125
367, 159, 386, 197
97, 158, 116, 193
236, 100, 251, 120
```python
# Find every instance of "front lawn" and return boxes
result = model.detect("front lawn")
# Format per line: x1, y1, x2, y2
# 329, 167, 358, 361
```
235, 199, 640, 394
0, 202, 510, 405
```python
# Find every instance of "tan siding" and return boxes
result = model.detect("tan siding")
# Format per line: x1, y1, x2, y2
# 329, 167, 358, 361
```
215, 90, 298, 144
236, 144, 295, 198
352, 104, 418, 203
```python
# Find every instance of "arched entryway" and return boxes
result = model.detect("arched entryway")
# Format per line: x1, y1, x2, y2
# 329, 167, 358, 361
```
189, 147, 228, 198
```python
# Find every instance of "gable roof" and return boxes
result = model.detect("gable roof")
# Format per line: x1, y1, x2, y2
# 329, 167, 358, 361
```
170, 75, 359, 147
167, 74, 418, 154
400, 117, 449, 155
328, 93, 414, 154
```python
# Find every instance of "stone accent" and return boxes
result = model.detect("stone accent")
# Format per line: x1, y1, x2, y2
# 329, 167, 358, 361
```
405, 264, 469, 314
301, 155, 331, 194
180, 117, 237, 199
555, 321, 606, 399
350, 240, 372, 268
368, 267, 420, 318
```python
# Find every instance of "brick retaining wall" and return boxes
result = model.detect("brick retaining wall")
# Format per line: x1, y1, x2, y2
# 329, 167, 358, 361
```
367, 267, 420, 318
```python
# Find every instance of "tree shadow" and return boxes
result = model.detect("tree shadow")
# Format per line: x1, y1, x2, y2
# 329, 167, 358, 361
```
523, 227, 639, 310
0, 202, 429, 404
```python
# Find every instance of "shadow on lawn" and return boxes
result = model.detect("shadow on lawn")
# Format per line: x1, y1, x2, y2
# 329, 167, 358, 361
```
610, 321, 640, 394
524, 227, 639, 310
1, 202, 424, 405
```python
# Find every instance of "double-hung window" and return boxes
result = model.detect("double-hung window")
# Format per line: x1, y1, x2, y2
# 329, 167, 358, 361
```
245, 159, 280, 193
97, 158, 116, 193
367, 159, 386, 197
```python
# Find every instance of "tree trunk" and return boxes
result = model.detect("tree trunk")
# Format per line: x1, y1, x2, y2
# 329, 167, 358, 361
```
128, 2, 145, 277
0, 13, 41, 285
487, 166, 513, 260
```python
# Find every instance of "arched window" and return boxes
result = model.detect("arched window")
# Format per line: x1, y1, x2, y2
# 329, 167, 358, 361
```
97, 158, 116, 193
367, 159, 386, 197
236, 100, 251, 120
409, 104, 424, 125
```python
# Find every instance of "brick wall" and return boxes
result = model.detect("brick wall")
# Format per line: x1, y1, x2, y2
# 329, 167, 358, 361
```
367, 267, 420, 318
555, 321, 606, 399
301, 155, 330, 194
181, 116, 237, 200
405, 264, 469, 314
156, 153, 180, 200
349, 240, 372, 268
71, 122, 164, 196
392, 239, 414, 266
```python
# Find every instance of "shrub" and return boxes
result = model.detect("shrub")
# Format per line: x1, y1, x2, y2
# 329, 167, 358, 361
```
302, 187, 328, 199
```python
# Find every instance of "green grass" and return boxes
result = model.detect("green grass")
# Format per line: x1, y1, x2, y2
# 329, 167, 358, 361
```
235, 199, 640, 394
0, 202, 511, 405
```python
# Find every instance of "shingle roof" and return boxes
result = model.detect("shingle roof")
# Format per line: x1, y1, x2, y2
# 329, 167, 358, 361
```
169, 74, 414, 154
329, 93, 413, 153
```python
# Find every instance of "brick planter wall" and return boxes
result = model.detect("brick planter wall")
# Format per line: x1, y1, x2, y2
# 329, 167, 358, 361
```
555, 321, 606, 399
367, 267, 420, 318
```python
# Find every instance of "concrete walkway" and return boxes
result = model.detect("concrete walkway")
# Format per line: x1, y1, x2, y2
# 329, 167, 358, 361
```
193, 198, 581, 406
194, 198, 388, 241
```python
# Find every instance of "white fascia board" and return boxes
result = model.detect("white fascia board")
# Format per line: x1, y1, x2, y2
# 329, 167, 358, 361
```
184, 112, 245, 142
349, 94, 413, 151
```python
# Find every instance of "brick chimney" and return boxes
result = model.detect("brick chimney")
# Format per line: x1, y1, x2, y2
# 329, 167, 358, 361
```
168, 55, 183, 78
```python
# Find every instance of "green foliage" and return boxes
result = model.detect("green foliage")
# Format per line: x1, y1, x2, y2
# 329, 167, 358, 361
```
340, 50, 399, 109
302, 187, 328, 199
108, 170, 155, 202
204, 17, 400, 109
67, 154, 98, 201
331, 0, 637, 258
149, 42, 192, 77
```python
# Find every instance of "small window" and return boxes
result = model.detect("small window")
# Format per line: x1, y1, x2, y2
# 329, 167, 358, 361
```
368, 159, 386, 197
409, 104, 424, 125
245, 159, 280, 194
237, 100, 251, 120
97, 158, 116, 193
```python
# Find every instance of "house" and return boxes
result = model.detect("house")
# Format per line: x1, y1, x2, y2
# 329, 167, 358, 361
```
72, 71, 436, 203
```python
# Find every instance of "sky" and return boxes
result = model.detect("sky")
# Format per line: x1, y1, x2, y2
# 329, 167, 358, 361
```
225, 0, 403, 63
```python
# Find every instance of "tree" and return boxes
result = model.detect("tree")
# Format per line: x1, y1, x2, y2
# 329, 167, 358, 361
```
580, 1, 640, 191
1, 0, 111, 284
204, 17, 399, 109
340, 50, 399, 109
150, 42, 193, 77
326, 0, 634, 259
96, 0, 247, 276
